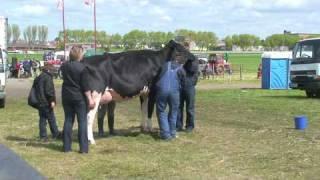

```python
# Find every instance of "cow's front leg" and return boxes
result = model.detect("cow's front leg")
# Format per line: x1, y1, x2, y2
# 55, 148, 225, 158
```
87, 91, 102, 145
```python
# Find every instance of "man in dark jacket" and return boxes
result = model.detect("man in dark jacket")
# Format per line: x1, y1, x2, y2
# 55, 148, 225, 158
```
34, 64, 60, 141
177, 42, 199, 133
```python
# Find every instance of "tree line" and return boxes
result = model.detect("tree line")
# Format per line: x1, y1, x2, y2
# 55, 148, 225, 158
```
7, 24, 48, 45
56, 29, 218, 50
57, 29, 313, 51
8, 24, 318, 51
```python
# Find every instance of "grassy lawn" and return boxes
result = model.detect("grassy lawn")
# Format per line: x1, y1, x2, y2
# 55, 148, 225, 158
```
229, 53, 261, 74
1, 82, 320, 179
8, 53, 43, 63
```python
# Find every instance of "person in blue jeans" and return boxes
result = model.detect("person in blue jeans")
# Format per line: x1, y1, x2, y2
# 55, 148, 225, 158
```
156, 59, 184, 140
177, 59, 198, 132
61, 46, 90, 153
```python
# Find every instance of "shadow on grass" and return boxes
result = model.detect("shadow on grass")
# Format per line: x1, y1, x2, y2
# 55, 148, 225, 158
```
95, 126, 160, 140
6, 136, 62, 152
241, 88, 261, 90
262, 95, 306, 100
218, 120, 263, 130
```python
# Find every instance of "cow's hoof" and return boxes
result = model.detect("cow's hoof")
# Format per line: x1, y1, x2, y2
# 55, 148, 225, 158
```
141, 127, 153, 133
89, 140, 96, 145
146, 126, 153, 132
140, 127, 149, 133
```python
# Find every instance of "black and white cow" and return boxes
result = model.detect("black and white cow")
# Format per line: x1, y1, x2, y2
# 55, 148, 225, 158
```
82, 40, 196, 144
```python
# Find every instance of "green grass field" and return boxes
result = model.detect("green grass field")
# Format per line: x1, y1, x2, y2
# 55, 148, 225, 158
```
1, 82, 320, 179
8, 53, 43, 63
229, 53, 261, 74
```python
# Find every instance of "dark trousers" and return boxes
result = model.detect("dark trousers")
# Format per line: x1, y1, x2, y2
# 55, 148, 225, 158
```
97, 101, 116, 135
38, 106, 59, 139
177, 87, 196, 130
62, 100, 88, 153
156, 90, 180, 139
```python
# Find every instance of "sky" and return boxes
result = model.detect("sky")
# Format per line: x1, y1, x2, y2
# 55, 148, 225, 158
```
3, 0, 320, 41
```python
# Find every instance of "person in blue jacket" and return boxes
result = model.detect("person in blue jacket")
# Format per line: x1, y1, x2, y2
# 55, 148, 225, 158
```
156, 57, 184, 140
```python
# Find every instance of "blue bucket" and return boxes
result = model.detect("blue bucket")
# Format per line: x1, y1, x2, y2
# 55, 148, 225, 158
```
294, 116, 308, 130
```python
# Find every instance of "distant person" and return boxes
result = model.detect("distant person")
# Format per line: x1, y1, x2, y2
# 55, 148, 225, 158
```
97, 102, 116, 136
10, 57, 18, 78
224, 52, 229, 63
33, 63, 61, 141
257, 63, 262, 79
32, 59, 40, 77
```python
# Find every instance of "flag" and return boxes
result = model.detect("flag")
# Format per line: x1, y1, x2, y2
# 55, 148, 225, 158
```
57, 0, 63, 10
84, 0, 94, 6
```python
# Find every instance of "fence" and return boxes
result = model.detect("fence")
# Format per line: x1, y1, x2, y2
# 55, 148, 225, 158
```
199, 64, 258, 81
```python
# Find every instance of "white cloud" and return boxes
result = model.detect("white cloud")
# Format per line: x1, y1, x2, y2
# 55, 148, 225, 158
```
16, 4, 49, 16
139, 0, 150, 6
235, 0, 318, 11
4, 0, 320, 40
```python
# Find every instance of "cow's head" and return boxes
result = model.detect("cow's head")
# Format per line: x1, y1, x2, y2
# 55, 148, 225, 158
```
165, 40, 196, 64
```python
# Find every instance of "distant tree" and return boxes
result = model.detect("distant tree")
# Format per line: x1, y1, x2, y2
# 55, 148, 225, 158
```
123, 30, 148, 49
11, 24, 20, 43
231, 34, 240, 47
165, 32, 175, 42
7, 24, 11, 43
31, 25, 38, 44
97, 31, 109, 48
283, 34, 300, 49
109, 33, 122, 47
196, 31, 218, 50
264, 34, 300, 49
147, 31, 168, 49
174, 29, 197, 42
37, 25, 48, 44
229, 34, 260, 50
224, 36, 233, 50
24, 26, 32, 45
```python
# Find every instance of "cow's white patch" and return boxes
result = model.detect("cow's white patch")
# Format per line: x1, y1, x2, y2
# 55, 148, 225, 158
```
87, 86, 152, 144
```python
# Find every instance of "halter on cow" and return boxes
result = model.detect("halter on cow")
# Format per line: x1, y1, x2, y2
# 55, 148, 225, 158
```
82, 40, 196, 144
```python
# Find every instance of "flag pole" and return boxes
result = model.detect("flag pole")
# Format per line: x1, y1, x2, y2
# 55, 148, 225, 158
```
62, 0, 66, 60
93, 0, 96, 54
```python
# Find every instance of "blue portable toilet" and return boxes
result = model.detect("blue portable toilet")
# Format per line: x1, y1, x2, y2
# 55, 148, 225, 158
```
261, 52, 292, 89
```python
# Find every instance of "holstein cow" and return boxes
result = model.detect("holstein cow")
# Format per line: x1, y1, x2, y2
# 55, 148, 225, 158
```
82, 40, 196, 144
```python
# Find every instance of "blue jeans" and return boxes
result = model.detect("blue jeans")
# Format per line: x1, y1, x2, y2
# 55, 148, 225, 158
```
156, 90, 180, 139
38, 106, 59, 139
177, 87, 196, 130
62, 99, 88, 153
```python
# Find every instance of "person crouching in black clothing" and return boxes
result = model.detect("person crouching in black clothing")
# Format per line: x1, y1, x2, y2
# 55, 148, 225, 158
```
35, 63, 61, 141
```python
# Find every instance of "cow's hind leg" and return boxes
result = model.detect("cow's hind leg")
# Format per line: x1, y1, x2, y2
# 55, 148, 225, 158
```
140, 96, 150, 132
87, 91, 102, 145
147, 90, 156, 131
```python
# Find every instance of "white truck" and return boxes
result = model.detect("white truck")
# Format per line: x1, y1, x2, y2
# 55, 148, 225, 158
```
0, 16, 8, 108
290, 38, 320, 97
